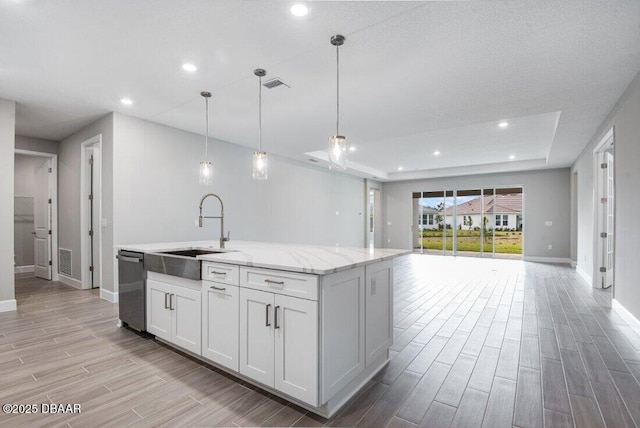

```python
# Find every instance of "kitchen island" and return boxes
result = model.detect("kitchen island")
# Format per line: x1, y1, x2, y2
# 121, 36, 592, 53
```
116, 240, 409, 418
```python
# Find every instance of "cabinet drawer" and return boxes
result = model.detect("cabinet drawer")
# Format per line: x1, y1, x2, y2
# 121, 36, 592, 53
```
240, 267, 319, 301
202, 262, 239, 286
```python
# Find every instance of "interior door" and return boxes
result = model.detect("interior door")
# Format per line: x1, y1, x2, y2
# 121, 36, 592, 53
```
34, 159, 51, 280
239, 287, 275, 387
604, 152, 615, 288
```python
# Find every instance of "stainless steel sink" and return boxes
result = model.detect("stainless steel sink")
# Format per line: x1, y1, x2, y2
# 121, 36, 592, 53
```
145, 248, 229, 280
159, 249, 225, 257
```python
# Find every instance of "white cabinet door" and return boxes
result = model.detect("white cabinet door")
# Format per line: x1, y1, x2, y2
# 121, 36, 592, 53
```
365, 260, 393, 367
202, 283, 239, 371
147, 279, 172, 341
172, 285, 202, 355
274, 294, 318, 406
239, 287, 274, 387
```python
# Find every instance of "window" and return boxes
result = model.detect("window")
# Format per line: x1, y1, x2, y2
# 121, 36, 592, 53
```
495, 215, 508, 226
421, 214, 435, 225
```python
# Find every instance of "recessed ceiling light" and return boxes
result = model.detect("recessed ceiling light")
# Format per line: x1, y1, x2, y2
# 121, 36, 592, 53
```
433, 150, 441, 156
349, 146, 356, 152
290, 3, 309, 17
398, 166, 404, 171
120, 98, 133, 105
498, 121, 509, 128
182, 63, 197, 72
509, 155, 516, 160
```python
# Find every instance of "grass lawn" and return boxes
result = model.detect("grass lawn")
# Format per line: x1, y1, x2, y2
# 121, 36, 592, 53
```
417, 230, 523, 254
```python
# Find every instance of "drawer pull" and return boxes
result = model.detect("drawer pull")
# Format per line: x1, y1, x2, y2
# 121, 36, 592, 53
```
210, 270, 227, 276
264, 279, 285, 286
266, 304, 271, 327
210, 285, 226, 292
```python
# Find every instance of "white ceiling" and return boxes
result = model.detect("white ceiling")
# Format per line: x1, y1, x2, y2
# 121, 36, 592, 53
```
1, 0, 639, 181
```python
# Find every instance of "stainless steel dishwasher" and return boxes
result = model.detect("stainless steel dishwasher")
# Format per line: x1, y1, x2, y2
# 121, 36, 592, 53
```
117, 250, 146, 331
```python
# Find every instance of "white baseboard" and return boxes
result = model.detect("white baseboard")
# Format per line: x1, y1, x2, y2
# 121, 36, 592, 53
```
58, 274, 82, 289
14, 265, 34, 274
576, 265, 592, 287
612, 299, 640, 332
523, 256, 572, 264
100, 288, 118, 303
0, 299, 17, 313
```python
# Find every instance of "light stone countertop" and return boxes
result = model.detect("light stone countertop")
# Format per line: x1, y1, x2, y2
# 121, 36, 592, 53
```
116, 240, 410, 275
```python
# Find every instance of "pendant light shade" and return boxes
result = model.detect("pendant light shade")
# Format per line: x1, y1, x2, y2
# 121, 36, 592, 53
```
328, 34, 347, 171
199, 91, 213, 185
253, 68, 268, 180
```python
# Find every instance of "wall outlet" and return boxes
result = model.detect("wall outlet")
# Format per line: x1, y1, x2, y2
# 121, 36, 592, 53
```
548, 244, 553, 250
387, 221, 392, 226
335, 211, 340, 216
545, 221, 553, 226
101, 218, 107, 228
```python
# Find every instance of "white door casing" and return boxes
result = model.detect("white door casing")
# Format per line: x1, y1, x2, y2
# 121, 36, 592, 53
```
34, 159, 51, 280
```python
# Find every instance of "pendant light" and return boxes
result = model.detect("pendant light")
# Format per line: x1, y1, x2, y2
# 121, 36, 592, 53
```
328, 34, 347, 170
199, 91, 213, 185
253, 68, 268, 180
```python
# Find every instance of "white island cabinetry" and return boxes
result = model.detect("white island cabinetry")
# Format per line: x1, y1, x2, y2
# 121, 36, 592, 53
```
239, 266, 319, 406
146, 272, 201, 355
202, 262, 240, 371
127, 240, 408, 418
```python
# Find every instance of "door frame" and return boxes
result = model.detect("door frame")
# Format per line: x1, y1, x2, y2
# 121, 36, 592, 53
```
14, 149, 59, 282
80, 135, 102, 290
592, 127, 615, 290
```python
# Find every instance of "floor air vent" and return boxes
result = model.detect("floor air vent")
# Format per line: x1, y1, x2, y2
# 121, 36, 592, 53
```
59, 248, 72, 276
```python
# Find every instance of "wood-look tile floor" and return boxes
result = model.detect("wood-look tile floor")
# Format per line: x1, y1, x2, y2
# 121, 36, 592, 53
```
2, 256, 640, 427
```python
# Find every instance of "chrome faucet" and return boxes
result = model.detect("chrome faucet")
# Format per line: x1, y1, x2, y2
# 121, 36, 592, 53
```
198, 193, 230, 249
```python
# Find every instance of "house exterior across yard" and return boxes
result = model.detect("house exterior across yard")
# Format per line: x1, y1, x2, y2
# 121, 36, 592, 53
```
416, 194, 523, 231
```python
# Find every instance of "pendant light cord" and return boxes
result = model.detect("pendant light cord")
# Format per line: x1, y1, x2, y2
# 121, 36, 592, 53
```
336, 43, 340, 136
259, 75, 262, 152
204, 96, 209, 162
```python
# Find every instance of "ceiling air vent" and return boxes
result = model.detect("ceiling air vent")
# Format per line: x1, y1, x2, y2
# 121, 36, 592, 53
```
263, 78, 290, 89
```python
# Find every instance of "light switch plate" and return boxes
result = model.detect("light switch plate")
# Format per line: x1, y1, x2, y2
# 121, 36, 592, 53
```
101, 218, 107, 227
545, 221, 552, 226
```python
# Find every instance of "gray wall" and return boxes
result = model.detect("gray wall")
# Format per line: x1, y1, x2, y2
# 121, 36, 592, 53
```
58, 114, 114, 289
381, 169, 571, 259
0, 98, 16, 306
572, 70, 640, 320
14, 155, 48, 266
15, 135, 58, 154
112, 113, 365, 253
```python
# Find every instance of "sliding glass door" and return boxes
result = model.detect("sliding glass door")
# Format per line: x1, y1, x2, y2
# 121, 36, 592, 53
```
413, 187, 523, 259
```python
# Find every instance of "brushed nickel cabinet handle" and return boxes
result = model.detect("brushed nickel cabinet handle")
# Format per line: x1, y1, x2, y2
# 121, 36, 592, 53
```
266, 304, 271, 327
211, 271, 227, 276
169, 294, 174, 311
164, 292, 169, 309
210, 285, 226, 292
274, 306, 280, 329
264, 279, 285, 286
